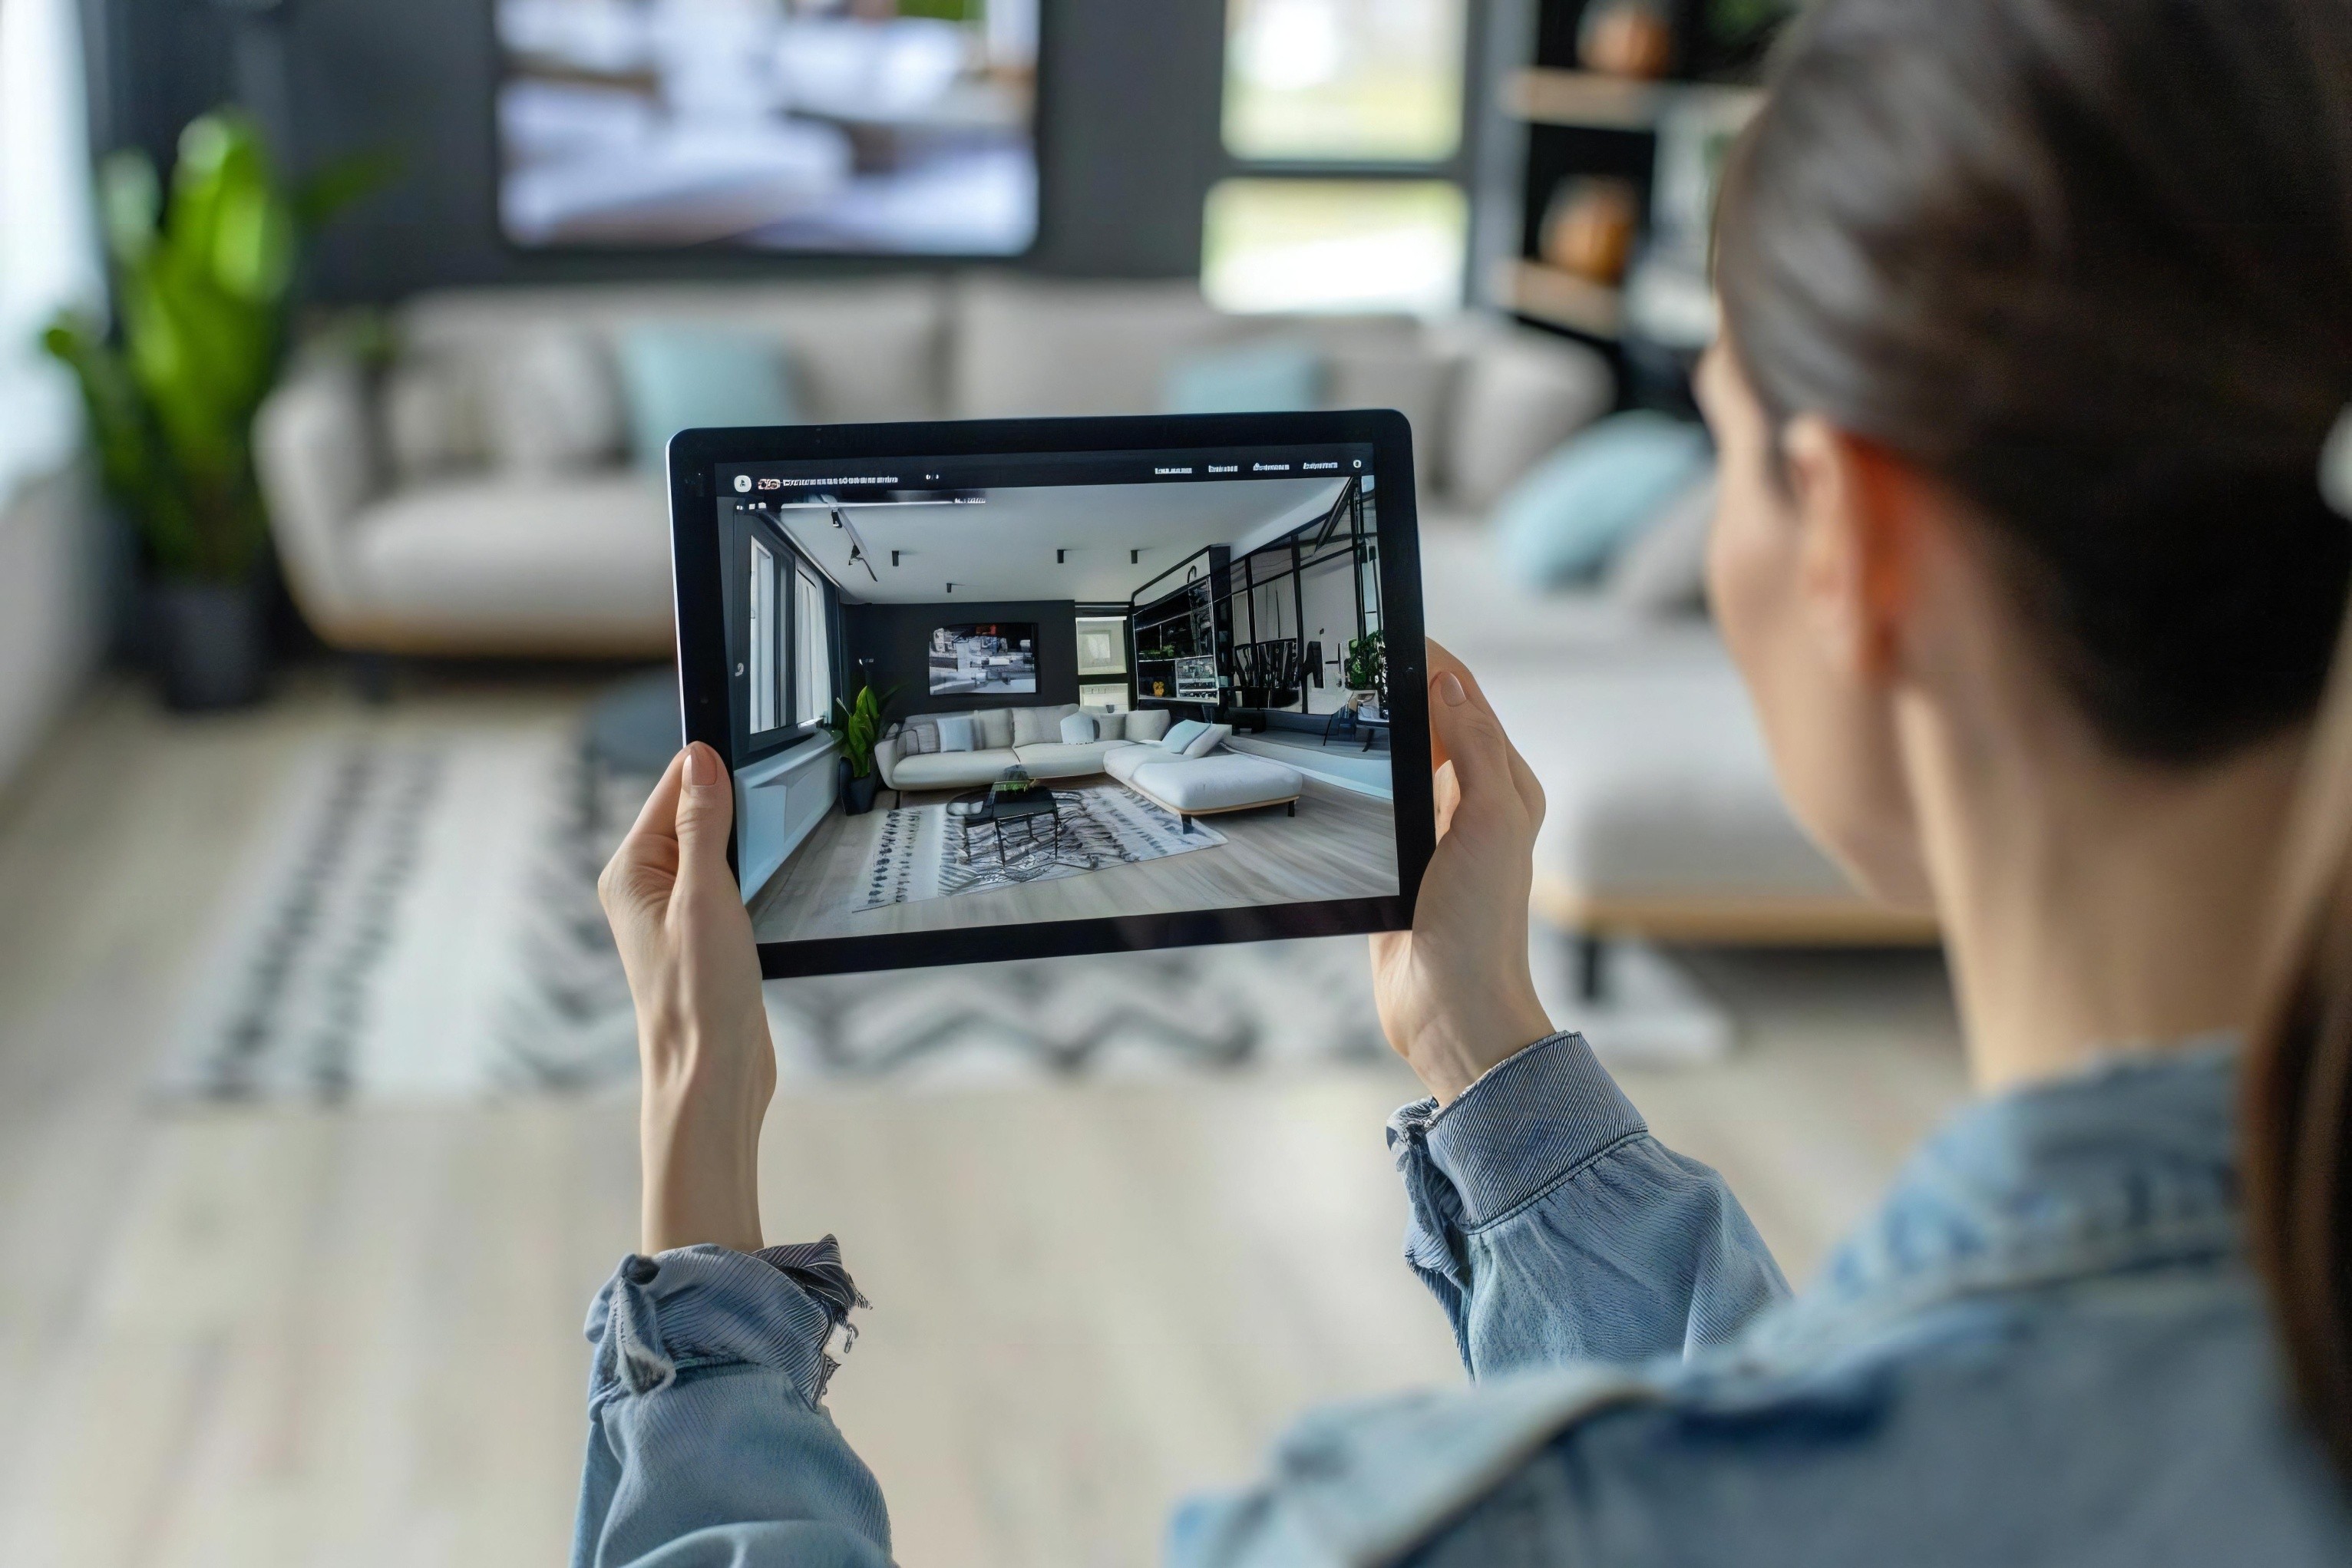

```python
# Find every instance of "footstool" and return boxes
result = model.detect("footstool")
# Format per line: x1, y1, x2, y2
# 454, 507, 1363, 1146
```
1112, 751, 1306, 833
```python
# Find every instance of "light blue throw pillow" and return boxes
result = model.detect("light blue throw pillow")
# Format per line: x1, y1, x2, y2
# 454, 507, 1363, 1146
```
1491, 412, 1715, 590
1162, 340, 1326, 414
936, 715, 977, 753
616, 325, 801, 470
1161, 718, 1211, 753
1059, 712, 1098, 744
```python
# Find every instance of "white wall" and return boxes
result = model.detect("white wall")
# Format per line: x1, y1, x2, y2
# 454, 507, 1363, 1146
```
0, 467, 104, 794
1299, 553, 1359, 715
735, 735, 841, 900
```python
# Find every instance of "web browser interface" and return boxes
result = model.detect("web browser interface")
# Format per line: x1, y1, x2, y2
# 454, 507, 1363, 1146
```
713, 444, 1399, 943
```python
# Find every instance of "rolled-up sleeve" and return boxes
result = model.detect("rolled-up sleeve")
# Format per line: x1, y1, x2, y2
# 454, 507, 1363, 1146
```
1389, 1032, 1790, 1378
573, 1243, 891, 1568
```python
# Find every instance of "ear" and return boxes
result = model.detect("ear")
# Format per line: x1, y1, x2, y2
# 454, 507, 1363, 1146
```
1781, 414, 1919, 684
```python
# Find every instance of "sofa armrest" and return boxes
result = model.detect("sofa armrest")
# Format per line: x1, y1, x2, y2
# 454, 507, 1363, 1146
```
255, 351, 384, 641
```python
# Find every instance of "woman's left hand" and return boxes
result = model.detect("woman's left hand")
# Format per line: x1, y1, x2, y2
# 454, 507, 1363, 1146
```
600, 742, 774, 1256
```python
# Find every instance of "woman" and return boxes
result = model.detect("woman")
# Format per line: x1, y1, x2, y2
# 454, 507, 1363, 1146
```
575, 1, 2352, 1560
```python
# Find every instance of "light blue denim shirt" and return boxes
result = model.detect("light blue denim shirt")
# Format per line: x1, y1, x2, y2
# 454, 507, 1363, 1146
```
571, 1033, 2352, 1566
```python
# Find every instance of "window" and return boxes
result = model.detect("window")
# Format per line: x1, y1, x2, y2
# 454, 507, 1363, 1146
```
1208, 0, 1470, 315
748, 540, 780, 734
1223, 0, 1465, 163
794, 566, 831, 730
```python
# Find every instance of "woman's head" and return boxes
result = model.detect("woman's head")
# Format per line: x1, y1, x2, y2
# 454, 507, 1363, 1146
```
1702, 0, 2352, 1470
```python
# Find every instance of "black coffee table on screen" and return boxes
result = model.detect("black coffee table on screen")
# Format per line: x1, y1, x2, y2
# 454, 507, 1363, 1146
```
946, 787, 1066, 879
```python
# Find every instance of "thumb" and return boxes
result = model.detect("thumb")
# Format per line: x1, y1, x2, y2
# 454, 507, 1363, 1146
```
672, 742, 737, 892
1427, 671, 1511, 805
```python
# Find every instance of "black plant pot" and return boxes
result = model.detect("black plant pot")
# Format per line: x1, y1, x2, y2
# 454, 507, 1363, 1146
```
150, 577, 266, 711
843, 770, 881, 817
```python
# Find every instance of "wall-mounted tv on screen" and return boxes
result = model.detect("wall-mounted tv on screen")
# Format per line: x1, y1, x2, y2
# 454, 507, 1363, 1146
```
929, 622, 1036, 696
494, 0, 1039, 256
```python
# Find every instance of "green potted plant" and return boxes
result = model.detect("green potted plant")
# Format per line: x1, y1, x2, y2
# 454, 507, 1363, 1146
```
1342, 629, 1387, 713
42, 111, 372, 710
820, 677, 900, 816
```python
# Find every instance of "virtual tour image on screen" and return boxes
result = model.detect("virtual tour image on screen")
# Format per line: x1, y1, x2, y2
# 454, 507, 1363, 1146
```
716, 444, 1399, 945
495, 0, 1039, 255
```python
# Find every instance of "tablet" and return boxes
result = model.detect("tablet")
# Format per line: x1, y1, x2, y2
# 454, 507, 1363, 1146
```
668, 411, 1433, 978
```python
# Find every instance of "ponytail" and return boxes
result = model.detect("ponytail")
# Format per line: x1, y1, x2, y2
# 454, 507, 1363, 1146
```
2246, 414, 2352, 1473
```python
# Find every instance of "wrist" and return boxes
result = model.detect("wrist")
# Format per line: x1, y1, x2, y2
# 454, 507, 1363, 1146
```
1409, 999, 1556, 1106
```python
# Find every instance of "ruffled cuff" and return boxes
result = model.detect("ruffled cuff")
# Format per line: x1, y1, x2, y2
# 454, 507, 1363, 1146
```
1388, 1032, 1648, 1277
585, 1236, 867, 1408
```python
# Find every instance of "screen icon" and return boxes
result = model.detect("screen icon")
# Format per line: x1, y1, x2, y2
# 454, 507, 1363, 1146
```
733, 474, 752, 494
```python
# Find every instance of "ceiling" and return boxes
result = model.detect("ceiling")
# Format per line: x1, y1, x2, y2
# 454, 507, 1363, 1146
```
759, 477, 1348, 606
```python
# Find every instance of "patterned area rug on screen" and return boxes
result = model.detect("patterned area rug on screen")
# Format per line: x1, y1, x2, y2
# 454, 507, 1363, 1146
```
857, 784, 1224, 911
158, 725, 1387, 1103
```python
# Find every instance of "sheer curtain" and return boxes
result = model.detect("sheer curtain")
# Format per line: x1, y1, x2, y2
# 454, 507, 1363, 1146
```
0, 0, 102, 510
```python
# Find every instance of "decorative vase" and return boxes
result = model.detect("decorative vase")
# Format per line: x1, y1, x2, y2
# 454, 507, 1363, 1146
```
150, 576, 266, 711
1541, 177, 1641, 283
1581, 0, 1676, 79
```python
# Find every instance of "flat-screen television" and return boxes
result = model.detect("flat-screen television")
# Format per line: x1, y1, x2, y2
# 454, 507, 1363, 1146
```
494, 0, 1039, 256
928, 622, 1037, 695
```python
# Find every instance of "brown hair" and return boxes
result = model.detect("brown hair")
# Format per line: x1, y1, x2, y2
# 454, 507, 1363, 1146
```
1713, 0, 2352, 1465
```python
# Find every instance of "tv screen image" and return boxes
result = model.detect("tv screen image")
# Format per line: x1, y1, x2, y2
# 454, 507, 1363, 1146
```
929, 622, 1037, 695
494, 0, 1039, 255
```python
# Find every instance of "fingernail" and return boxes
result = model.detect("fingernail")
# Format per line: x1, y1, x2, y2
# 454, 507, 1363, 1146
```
1435, 672, 1466, 707
684, 744, 717, 786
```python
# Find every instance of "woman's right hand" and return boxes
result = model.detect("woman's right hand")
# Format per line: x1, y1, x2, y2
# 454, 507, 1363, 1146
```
1371, 641, 1556, 1104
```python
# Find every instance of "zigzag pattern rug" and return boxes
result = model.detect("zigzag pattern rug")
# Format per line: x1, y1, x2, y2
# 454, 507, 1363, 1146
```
857, 784, 1224, 911
159, 725, 1386, 1101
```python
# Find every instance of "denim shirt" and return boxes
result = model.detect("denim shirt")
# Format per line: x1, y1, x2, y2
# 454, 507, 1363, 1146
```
572, 1033, 2351, 1566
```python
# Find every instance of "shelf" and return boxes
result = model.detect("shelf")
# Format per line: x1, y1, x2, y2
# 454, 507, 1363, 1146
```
1502, 68, 1764, 132
1498, 259, 1624, 340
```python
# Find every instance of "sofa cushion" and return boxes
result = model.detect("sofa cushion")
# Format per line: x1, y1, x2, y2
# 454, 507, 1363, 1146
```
346, 476, 672, 642
1161, 718, 1211, 754
937, 715, 978, 752
1326, 340, 1458, 494
890, 749, 1019, 789
952, 275, 1244, 418
1011, 740, 1127, 778
616, 325, 800, 469
1163, 339, 1326, 414
1125, 708, 1172, 743
1181, 722, 1232, 759
1127, 754, 1305, 814
1448, 327, 1617, 513
973, 708, 1014, 749
395, 279, 949, 425
899, 721, 939, 755
1493, 413, 1714, 590
1606, 472, 1718, 617
1059, 711, 1098, 743
1012, 703, 1079, 746
487, 326, 626, 474
381, 355, 484, 481
1088, 709, 1128, 741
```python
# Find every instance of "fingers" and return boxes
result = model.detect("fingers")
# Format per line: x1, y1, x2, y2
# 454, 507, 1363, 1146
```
1428, 669, 1519, 810
672, 741, 738, 897
623, 748, 689, 849
1424, 638, 1544, 822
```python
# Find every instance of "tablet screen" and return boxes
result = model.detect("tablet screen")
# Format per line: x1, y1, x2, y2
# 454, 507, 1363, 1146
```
695, 426, 1421, 969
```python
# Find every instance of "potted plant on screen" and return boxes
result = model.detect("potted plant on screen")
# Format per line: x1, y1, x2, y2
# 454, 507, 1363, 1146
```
1343, 629, 1387, 718
821, 678, 900, 816
42, 111, 376, 711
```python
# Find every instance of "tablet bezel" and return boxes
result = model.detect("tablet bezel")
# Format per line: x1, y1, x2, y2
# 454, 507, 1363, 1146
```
669, 410, 1433, 979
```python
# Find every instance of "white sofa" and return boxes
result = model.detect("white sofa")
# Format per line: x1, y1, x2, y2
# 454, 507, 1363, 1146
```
875, 703, 1304, 828
255, 275, 1614, 655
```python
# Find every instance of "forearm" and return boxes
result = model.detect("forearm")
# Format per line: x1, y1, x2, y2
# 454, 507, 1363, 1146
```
1389, 1032, 1790, 1377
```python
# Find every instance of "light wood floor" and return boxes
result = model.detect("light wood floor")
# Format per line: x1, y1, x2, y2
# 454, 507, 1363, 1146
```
0, 670, 1967, 1568
749, 780, 1399, 942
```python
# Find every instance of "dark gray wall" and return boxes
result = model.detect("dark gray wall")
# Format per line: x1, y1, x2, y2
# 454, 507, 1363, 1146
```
843, 600, 1079, 720
83, 0, 1227, 304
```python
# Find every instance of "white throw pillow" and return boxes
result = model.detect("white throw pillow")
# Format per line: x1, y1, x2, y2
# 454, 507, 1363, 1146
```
1059, 712, 1098, 744
381, 355, 483, 483
1605, 472, 1718, 616
1181, 722, 1233, 759
900, 721, 939, 756
1161, 718, 1210, 754
937, 715, 977, 753
487, 327, 626, 474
